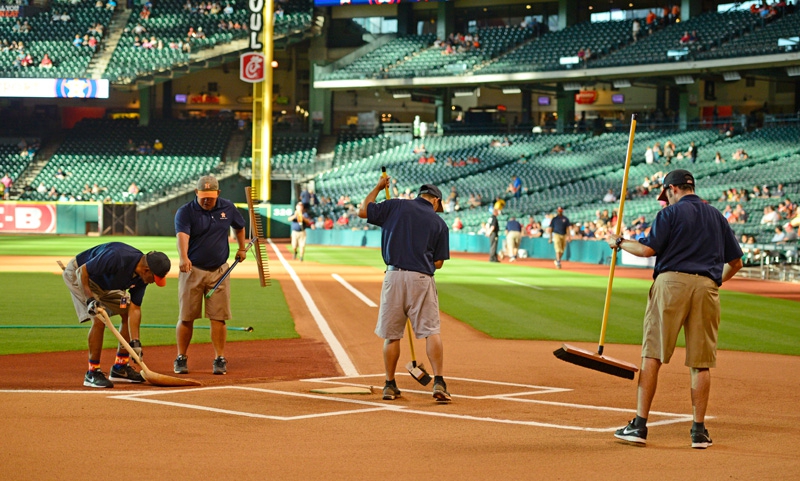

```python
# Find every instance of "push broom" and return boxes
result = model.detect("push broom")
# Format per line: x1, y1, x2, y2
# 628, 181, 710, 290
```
382, 166, 433, 386
553, 115, 640, 380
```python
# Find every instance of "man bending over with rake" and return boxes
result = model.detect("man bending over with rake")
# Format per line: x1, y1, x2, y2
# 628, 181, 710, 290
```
359, 176, 452, 403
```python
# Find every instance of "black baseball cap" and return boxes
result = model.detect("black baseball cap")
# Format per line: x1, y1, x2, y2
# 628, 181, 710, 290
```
418, 184, 444, 212
658, 169, 695, 202
145, 251, 171, 287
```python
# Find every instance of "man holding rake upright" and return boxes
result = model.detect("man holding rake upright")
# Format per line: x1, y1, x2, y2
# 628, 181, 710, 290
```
358, 176, 452, 403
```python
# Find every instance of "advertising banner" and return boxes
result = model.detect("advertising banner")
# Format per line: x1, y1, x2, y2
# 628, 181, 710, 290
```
0, 203, 57, 233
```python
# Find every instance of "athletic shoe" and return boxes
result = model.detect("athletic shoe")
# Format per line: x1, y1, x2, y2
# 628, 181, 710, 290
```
174, 354, 188, 374
554, 260, 562, 269
691, 428, 713, 449
212, 356, 227, 375
84, 369, 114, 388
109, 364, 145, 383
382, 384, 401, 400
432, 382, 452, 403
614, 420, 647, 445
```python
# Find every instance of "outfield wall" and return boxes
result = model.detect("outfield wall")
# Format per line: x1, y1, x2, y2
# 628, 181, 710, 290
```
306, 230, 624, 266
0, 201, 100, 235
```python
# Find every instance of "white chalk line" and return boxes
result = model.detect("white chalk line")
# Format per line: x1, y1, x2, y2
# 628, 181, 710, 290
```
331, 273, 378, 307
268, 239, 358, 377
498, 277, 544, 290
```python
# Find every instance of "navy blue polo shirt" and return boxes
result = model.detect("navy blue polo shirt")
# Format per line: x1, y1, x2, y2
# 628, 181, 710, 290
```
175, 197, 246, 270
291, 213, 312, 231
76, 242, 148, 306
506, 219, 522, 232
551, 214, 571, 235
640, 194, 743, 286
367, 197, 450, 276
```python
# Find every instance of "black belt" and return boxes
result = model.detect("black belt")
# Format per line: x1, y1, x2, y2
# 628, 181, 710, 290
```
386, 265, 409, 271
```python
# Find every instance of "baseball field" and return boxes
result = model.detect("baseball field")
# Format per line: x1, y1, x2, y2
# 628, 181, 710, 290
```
2, 235, 799, 480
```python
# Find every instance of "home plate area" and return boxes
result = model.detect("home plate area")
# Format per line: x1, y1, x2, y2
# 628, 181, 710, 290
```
111, 375, 695, 431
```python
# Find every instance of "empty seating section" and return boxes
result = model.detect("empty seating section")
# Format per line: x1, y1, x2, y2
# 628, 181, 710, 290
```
696, 10, 800, 59
104, 0, 312, 83
593, 11, 760, 68
21, 118, 232, 202
0, 143, 36, 183
481, 20, 633, 74
239, 133, 319, 172
0, 0, 111, 78
320, 36, 435, 81
334, 133, 408, 165
387, 27, 532, 78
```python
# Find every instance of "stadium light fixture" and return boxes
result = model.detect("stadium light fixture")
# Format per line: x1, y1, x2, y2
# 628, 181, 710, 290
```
563, 82, 582, 91
392, 91, 411, 99
454, 88, 477, 97
722, 71, 741, 82
674, 75, 694, 85
786, 66, 800, 77
612, 79, 631, 88
502, 87, 522, 94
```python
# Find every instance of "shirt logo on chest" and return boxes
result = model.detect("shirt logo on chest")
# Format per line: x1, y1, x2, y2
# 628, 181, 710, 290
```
220, 212, 227, 219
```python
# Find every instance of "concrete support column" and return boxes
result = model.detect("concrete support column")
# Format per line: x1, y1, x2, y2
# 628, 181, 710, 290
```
558, 0, 578, 30
679, 90, 689, 130
162, 80, 172, 119
437, 0, 454, 41
556, 87, 575, 133
397, 3, 413, 36
681, 0, 702, 21
309, 65, 332, 135
138, 86, 152, 127
521, 89, 532, 124
436, 88, 451, 131
794, 80, 799, 113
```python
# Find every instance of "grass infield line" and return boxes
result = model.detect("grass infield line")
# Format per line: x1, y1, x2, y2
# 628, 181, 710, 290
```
497, 277, 545, 290
331, 273, 378, 307
268, 239, 359, 377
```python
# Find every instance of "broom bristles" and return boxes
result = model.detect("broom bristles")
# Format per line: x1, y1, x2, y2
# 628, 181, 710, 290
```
553, 347, 636, 380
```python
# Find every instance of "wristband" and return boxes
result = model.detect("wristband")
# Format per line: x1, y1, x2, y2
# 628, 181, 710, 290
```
615, 237, 624, 248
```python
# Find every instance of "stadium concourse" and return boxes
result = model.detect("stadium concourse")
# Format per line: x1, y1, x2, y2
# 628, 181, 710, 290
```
2, 246, 800, 479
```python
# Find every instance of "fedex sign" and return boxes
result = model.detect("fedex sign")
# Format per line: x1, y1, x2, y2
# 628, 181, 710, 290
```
0, 203, 57, 233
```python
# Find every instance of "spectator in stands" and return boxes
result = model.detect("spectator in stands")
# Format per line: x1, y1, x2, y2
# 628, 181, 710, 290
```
632, 19, 641, 42
61, 11, 71, 22
127, 182, 140, 196
336, 213, 349, 226
106, 0, 116, 11
223, 2, 233, 15
20, 53, 34, 67
771, 226, 786, 243
774, 183, 785, 197
670, 4, 681, 22
603, 189, 617, 203
506, 175, 522, 199
760, 205, 780, 225
91, 183, 107, 195
87, 36, 98, 52
732, 148, 748, 161
47, 186, 58, 198
781, 224, 797, 242
679, 31, 692, 45
645, 146, 655, 164
39, 53, 53, 69
452, 216, 463, 232
95, 0, 104, 8
153, 139, 164, 152
646, 10, 657, 27
1, 173, 11, 199
323, 216, 334, 230
56, 167, 70, 180
133, 23, 146, 36
685, 141, 698, 163
73, 34, 83, 48
36, 182, 47, 194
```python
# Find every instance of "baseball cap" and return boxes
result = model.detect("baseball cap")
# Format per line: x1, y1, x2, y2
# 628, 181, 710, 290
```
658, 169, 695, 202
418, 184, 444, 212
145, 251, 171, 287
196, 175, 219, 198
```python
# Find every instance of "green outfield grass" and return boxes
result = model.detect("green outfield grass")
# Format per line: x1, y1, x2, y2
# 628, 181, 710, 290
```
1, 237, 798, 356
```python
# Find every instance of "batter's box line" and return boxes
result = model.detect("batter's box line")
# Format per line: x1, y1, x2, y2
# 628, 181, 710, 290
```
112, 385, 403, 421
302, 374, 572, 398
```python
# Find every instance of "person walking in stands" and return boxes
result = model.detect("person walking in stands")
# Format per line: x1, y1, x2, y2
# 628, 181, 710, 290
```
288, 201, 313, 261
505, 216, 523, 262
487, 209, 500, 262
62, 242, 171, 388
174, 175, 248, 375
606, 169, 742, 448
549, 206, 571, 268
358, 177, 451, 403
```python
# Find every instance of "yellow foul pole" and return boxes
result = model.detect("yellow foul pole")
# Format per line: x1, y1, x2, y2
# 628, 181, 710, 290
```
249, 0, 273, 204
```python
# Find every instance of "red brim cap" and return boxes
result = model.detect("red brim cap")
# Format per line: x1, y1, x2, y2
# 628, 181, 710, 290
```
154, 275, 166, 287
658, 188, 668, 202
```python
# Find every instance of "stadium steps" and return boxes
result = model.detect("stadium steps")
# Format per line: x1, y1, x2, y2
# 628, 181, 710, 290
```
473, 33, 542, 74
11, 135, 64, 200
88, 8, 133, 80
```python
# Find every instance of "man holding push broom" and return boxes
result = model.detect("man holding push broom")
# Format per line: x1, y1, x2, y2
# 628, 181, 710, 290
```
358, 174, 452, 403
606, 169, 743, 448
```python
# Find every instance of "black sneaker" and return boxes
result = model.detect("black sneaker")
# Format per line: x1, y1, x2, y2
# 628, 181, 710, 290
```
212, 356, 227, 375
614, 419, 647, 445
432, 382, 452, 403
174, 354, 188, 374
382, 384, 401, 400
691, 428, 713, 449
109, 364, 145, 383
84, 369, 114, 388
